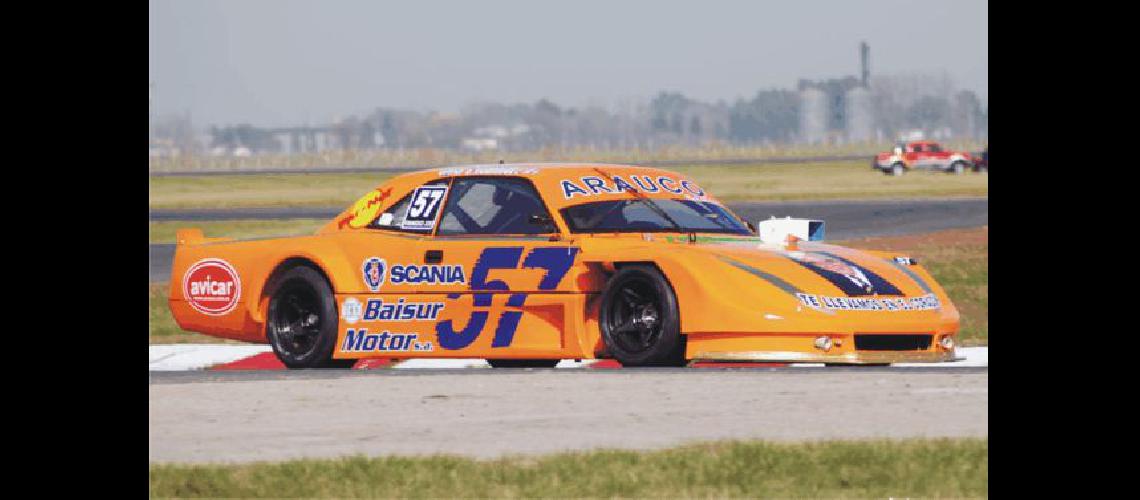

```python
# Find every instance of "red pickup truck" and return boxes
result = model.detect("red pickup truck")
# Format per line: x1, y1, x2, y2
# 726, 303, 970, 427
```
873, 140, 976, 176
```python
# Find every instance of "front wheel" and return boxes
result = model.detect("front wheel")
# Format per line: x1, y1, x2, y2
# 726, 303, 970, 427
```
265, 266, 355, 369
599, 265, 686, 367
888, 163, 905, 176
950, 161, 966, 174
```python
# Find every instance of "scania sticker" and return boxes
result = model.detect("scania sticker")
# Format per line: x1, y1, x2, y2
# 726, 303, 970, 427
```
362, 257, 387, 291
182, 258, 242, 316
390, 264, 467, 285
341, 297, 363, 324
341, 329, 433, 353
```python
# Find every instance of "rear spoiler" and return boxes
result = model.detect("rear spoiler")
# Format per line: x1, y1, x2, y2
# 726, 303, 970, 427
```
175, 228, 234, 246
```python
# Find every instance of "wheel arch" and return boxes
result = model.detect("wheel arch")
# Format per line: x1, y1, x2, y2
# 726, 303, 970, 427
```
601, 257, 710, 335
246, 248, 357, 324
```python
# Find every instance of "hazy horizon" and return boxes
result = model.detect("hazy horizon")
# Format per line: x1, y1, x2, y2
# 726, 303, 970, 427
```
149, 0, 987, 127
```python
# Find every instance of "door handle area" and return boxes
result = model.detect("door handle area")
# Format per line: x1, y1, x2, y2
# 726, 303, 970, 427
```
425, 250, 443, 264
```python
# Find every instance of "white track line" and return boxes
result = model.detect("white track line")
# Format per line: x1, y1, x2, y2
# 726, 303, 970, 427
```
149, 344, 272, 371
149, 345, 987, 371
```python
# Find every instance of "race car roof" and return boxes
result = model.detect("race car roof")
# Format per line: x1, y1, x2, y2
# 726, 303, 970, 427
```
381, 163, 719, 211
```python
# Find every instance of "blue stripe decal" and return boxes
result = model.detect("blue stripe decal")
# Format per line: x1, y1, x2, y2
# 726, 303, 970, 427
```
716, 255, 802, 295
884, 257, 934, 295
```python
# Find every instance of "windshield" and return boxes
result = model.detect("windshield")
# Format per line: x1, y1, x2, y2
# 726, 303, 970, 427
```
561, 199, 751, 234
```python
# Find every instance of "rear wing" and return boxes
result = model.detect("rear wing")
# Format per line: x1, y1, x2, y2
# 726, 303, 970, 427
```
175, 228, 234, 246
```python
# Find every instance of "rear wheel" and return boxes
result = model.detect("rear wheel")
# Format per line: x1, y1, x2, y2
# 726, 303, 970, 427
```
599, 265, 686, 367
487, 359, 560, 368
950, 161, 966, 174
265, 266, 355, 369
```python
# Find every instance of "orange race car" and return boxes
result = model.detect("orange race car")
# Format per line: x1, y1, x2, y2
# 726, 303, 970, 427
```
168, 163, 960, 368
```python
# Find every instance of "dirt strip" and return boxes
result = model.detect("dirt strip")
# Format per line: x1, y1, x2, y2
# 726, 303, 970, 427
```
149, 369, 987, 463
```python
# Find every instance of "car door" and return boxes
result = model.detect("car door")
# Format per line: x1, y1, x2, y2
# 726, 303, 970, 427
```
904, 143, 922, 167
333, 178, 467, 359
926, 142, 952, 168
423, 176, 591, 357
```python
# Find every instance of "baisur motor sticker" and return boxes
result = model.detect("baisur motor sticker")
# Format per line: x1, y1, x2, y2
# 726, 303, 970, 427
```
182, 258, 242, 316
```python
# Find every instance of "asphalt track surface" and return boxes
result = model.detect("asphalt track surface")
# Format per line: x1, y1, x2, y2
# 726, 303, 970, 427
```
149, 198, 987, 282
149, 367, 987, 463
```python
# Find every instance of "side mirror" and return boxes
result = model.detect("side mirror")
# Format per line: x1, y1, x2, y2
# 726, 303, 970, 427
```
746, 221, 757, 234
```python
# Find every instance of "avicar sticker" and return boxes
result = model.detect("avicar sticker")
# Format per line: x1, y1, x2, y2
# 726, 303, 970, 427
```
182, 258, 242, 315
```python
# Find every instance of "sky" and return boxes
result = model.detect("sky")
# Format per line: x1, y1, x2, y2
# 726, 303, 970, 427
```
149, 0, 987, 127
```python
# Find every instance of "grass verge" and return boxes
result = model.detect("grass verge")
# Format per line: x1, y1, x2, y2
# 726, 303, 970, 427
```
149, 438, 987, 498
148, 160, 987, 209
149, 283, 232, 344
149, 219, 327, 244
840, 226, 988, 345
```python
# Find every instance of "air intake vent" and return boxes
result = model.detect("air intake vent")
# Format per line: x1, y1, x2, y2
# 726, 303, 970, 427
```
854, 334, 932, 351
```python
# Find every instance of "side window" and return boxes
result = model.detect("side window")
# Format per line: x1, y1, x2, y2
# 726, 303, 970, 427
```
438, 178, 555, 236
369, 180, 448, 232
910, 144, 923, 153
927, 143, 942, 153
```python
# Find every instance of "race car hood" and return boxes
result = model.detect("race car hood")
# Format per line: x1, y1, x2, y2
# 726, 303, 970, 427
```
580, 234, 958, 335
704, 239, 935, 299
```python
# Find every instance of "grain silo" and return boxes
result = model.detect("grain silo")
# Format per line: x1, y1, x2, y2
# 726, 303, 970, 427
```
845, 86, 873, 143
798, 87, 827, 144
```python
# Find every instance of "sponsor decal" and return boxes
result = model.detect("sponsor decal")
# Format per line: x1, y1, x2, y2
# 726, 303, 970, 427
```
362, 297, 445, 321
438, 166, 539, 177
560, 175, 705, 199
337, 187, 394, 229
390, 264, 466, 285
401, 185, 448, 230
795, 292, 941, 312
342, 329, 434, 353
182, 258, 242, 316
894, 256, 917, 266
786, 251, 901, 296
362, 257, 387, 291
341, 297, 363, 324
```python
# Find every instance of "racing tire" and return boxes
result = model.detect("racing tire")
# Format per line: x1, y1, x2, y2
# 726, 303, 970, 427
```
949, 161, 966, 175
265, 266, 355, 369
599, 265, 686, 367
888, 163, 905, 176
487, 359, 560, 368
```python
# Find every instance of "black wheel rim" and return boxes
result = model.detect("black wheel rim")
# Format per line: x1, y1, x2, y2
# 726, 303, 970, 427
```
270, 282, 323, 359
605, 277, 664, 354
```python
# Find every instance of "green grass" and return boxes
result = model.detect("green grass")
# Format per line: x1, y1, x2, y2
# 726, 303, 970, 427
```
674, 161, 988, 202
149, 172, 395, 209
149, 438, 987, 498
149, 283, 232, 344
148, 160, 987, 209
149, 219, 327, 244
